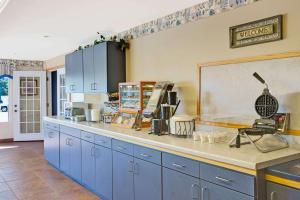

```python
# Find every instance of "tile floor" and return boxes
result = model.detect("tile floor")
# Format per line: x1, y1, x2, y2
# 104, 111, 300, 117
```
0, 142, 101, 200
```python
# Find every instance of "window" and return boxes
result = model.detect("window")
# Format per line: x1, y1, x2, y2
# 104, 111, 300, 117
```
0, 76, 9, 122
57, 68, 67, 116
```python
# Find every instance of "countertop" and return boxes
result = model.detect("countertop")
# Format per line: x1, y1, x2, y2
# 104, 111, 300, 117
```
44, 116, 300, 172
267, 159, 300, 182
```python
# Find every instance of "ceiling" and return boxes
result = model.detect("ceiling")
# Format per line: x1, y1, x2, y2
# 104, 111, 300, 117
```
0, 0, 206, 61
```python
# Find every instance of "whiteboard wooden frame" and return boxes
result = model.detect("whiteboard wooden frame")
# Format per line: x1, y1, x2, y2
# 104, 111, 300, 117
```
197, 51, 300, 136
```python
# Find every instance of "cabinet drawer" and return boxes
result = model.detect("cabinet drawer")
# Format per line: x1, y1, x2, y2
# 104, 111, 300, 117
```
162, 153, 200, 177
60, 125, 81, 138
44, 122, 59, 131
201, 180, 254, 200
81, 131, 95, 143
95, 134, 111, 149
112, 139, 133, 155
134, 145, 161, 165
200, 163, 254, 196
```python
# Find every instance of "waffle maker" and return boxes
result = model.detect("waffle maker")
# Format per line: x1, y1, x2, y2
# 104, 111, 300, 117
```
229, 72, 289, 153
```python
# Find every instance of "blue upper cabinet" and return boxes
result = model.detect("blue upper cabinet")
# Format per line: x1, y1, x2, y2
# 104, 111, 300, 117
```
65, 50, 84, 93
83, 46, 95, 93
66, 42, 125, 94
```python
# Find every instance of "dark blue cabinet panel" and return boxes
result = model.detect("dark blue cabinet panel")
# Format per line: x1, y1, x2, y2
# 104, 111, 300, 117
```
82, 140, 96, 190
83, 47, 95, 93
44, 128, 59, 168
95, 145, 113, 200
201, 180, 254, 200
134, 158, 162, 200
267, 181, 300, 200
163, 167, 200, 200
65, 50, 84, 93
113, 151, 134, 200
93, 43, 107, 93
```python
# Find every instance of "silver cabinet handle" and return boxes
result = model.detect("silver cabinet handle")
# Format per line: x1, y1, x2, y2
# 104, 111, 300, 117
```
191, 184, 200, 200
65, 138, 69, 145
85, 135, 91, 139
68, 138, 73, 146
172, 163, 185, 169
215, 176, 232, 183
90, 83, 93, 91
134, 163, 139, 175
93, 83, 97, 90
96, 140, 107, 144
117, 146, 126, 151
201, 187, 208, 200
140, 153, 152, 158
270, 191, 277, 200
91, 146, 95, 157
48, 132, 53, 138
128, 160, 134, 173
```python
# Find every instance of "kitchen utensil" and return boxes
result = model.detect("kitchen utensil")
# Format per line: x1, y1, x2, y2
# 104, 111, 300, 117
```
160, 104, 174, 120
64, 107, 84, 120
168, 91, 177, 105
151, 119, 163, 135
170, 115, 195, 137
91, 109, 100, 122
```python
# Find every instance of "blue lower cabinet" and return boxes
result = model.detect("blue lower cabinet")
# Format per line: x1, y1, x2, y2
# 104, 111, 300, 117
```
82, 140, 96, 190
113, 151, 134, 200
44, 128, 60, 168
95, 145, 113, 200
134, 158, 162, 200
201, 180, 254, 200
163, 167, 200, 200
267, 181, 300, 200
59, 133, 70, 174
59, 133, 82, 183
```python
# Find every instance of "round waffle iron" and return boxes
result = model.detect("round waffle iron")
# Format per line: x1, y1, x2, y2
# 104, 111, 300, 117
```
253, 72, 279, 118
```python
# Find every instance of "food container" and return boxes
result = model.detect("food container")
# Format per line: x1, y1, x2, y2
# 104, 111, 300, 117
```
170, 115, 195, 137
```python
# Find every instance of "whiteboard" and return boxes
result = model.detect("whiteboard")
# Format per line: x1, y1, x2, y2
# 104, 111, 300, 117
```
200, 56, 300, 130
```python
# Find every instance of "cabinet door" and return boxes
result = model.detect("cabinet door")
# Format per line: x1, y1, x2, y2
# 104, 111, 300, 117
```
69, 136, 82, 182
267, 182, 300, 200
163, 168, 200, 200
59, 133, 70, 174
83, 47, 95, 93
44, 128, 60, 168
134, 158, 162, 200
201, 180, 254, 200
81, 140, 95, 190
93, 43, 107, 93
65, 50, 84, 93
113, 151, 134, 200
95, 145, 112, 200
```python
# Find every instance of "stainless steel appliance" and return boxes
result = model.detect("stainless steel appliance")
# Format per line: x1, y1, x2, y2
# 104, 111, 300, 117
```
64, 107, 84, 120
229, 72, 289, 153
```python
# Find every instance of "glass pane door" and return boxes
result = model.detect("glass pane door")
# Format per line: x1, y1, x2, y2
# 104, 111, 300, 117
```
13, 71, 46, 141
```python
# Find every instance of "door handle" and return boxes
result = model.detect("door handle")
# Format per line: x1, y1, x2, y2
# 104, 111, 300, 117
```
128, 160, 134, 173
215, 176, 232, 183
191, 184, 200, 200
270, 191, 277, 200
172, 163, 186, 169
139, 153, 152, 158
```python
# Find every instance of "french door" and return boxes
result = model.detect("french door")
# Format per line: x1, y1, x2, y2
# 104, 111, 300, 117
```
13, 71, 46, 141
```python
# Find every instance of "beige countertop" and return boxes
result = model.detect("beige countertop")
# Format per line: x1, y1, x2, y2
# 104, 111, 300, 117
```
44, 116, 300, 172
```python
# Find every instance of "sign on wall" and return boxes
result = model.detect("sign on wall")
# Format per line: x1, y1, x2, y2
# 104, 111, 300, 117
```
229, 15, 283, 48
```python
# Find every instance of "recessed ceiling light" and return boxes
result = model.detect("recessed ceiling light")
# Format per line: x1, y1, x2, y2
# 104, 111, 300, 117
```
43, 35, 50, 38
0, 0, 10, 14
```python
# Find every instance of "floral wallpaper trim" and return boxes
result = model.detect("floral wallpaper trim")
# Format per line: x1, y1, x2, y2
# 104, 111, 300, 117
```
0, 59, 43, 76
118, 0, 260, 40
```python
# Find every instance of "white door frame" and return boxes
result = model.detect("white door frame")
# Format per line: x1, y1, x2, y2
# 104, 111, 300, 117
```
57, 67, 65, 116
13, 71, 46, 141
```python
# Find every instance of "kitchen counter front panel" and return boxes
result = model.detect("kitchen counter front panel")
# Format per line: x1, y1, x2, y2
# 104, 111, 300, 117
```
44, 116, 300, 172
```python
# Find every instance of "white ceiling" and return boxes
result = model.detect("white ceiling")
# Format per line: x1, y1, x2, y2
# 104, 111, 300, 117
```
0, 0, 206, 61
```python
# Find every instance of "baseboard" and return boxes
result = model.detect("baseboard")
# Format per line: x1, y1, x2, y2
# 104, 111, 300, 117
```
0, 138, 14, 143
